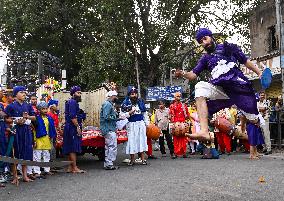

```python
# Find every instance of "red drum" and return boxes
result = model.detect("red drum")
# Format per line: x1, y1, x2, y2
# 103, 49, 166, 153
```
146, 124, 161, 140
214, 117, 234, 134
171, 122, 190, 137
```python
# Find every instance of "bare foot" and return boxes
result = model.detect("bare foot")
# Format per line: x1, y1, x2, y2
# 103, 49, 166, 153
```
66, 167, 72, 173
72, 169, 86, 174
249, 155, 260, 160
11, 178, 19, 186
23, 177, 34, 182
188, 131, 213, 142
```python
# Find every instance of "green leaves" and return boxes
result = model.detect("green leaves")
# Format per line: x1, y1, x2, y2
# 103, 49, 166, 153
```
0, 0, 263, 90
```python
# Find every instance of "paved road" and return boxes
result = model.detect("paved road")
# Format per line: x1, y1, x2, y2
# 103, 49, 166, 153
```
1, 146, 284, 201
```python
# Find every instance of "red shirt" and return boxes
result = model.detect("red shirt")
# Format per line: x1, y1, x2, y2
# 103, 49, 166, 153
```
169, 101, 189, 123
32, 105, 39, 115
48, 112, 59, 128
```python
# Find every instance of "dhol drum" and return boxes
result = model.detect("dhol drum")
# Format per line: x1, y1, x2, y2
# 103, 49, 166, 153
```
146, 124, 161, 140
170, 122, 190, 137
214, 117, 234, 135
233, 125, 248, 140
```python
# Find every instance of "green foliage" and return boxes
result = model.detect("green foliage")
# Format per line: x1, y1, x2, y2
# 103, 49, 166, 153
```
0, 0, 264, 90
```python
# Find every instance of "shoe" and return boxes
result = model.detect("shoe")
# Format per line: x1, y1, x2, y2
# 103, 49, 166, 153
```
135, 158, 142, 163
264, 150, 272, 155
262, 149, 267, 153
190, 152, 196, 155
105, 166, 119, 170
3, 172, 13, 182
141, 160, 147, 165
123, 159, 131, 163
171, 155, 177, 159
127, 161, 135, 166
148, 155, 157, 159
0, 175, 7, 183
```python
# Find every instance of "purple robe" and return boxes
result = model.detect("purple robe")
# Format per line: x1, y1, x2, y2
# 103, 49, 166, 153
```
4, 101, 35, 160
62, 98, 83, 155
0, 103, 7, 157
246, 123, 264, 146
193, 42, 258, 116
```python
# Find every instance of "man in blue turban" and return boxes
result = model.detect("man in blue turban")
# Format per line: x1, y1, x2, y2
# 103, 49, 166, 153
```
175, 28, 263, 153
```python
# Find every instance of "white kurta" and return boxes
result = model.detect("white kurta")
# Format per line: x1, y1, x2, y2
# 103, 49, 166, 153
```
123, 105, 149, 155
125, 120, 148, 154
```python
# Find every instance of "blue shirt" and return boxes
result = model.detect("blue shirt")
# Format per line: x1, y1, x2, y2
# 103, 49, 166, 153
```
5, 101, 35, 118
100, 100, 117, 135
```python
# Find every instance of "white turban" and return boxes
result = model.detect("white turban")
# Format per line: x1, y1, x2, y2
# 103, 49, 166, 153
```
106, 90, 118, 98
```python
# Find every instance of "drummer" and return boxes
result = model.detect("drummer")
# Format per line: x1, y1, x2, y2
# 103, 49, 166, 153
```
169, 92, 190, 158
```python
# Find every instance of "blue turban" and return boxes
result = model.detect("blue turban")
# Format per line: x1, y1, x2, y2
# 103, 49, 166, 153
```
37, 101, 48, 110
13, 86, 26, 97
195, 28, 213, 43
48, 99, 59, 107
70, 86, 81, 96
128, 86, 138, 95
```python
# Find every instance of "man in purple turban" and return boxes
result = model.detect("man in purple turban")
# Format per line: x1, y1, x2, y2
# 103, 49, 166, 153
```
175, 28, 262, 143
63, 86, 86, 173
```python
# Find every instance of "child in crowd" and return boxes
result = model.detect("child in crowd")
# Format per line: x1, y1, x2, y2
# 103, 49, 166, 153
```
5, 86, 36, 184
47, 99, 60, 159
33, 102, 56, 177
189, 101, 200, 155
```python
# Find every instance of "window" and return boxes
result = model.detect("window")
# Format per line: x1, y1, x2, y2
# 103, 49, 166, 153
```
268, 25, 278, 52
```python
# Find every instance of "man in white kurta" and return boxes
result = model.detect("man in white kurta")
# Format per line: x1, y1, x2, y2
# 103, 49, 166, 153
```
121, 87, 149, 166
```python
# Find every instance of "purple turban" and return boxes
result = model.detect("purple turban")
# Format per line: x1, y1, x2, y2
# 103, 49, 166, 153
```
128, 87, 138, 95
195, 28, 213, 43
13, 86, 26, 97
70, 86, 81, 96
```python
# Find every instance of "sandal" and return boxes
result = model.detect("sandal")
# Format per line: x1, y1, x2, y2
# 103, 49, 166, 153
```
141, 160, 147, 165
23, 178, 34, 182
105, 166, 119, 170
128, 161, 134, 166
72, 169, 86, 174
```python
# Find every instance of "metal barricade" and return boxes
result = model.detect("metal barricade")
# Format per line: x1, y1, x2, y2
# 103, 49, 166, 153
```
269, 111, 284, 148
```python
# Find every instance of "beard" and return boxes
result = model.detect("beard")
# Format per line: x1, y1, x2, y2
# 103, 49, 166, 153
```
130, 96, 138, 104
74, 95, 82, 102
204, 40, 216, 54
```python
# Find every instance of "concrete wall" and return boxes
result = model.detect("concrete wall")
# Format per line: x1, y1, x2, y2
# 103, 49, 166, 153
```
249, 0, 280, 58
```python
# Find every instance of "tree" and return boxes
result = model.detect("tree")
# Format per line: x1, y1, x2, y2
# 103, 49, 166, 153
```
0, 0, 263, 90
0, 0, 101, 87
78, 0, 263, 90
